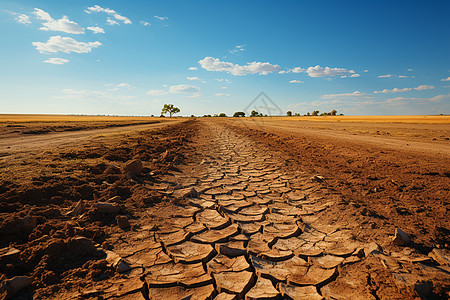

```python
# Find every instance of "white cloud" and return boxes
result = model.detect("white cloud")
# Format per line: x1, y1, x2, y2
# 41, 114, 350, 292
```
292, 67, 304, 73
374, 84, 435, 93
106, 18, 119, 26
199, 57, 281, 76
289, 80, 304, 83
350, 74, 360, 78
32, 35, 101, 53
214, 93, 230, 96
305, 65, 355, 77
33, 8, 85, 34
43, 58, 69, 65
140, 21, 151, 26
86, 5, 131, 24
278, 69, 291, 74
169, 84, 200, 94
397, 75, 408, 78
87, 26, 105, 34
364, 70, 369, 72
229, 45, 245, 54
188, 67, 198, 70
322, 91, 372, 99
407, 69, 413, 71
154, 15, 168, 20
15, 13, 31, 24
221, 86, 228, 89
147, 90, 169, 96
441, 77, 450, 82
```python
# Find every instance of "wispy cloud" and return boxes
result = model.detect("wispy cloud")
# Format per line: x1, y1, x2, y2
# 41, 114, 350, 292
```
154, 15, 168, 20
140, 21, 151, 26
322, 91, 373, 99
106, 18, 119, 26
147, 90, 169, 96
289, 80, 303, 83
169, 84, 200, 94
214, 93, 230, 96
386, 94, 449, 105
215, 79, 231, 83
34, 8, 85, 34
85, 5, 131, 24
187, 77, 205, 83
373, 84, 435, 94
378, 74, 410, 78
11, 13, 31, 24
441, 77, 450, 82
32, 36, 101, 53
87, 26, 105, 34
199, 57, 281, 75
229, 45, 245, 54
43, 58, 69, 65
188, 67, 198, 71
61, 89, 135, 101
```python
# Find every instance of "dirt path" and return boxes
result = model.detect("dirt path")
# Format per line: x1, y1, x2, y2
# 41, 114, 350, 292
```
68, 119, 449, 299
0, 121, 180, 160
232, 119, 450, 157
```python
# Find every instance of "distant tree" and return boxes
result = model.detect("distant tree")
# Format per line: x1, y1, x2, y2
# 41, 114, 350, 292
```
331, 109, 337, 116
306, 112, 311, 116
286, 111, 292, 116
161, 104, 180, 117
259, 112, 263, 117
339, 113, 344, 116
233, 111, 246, 117
294, 113, 300, 116
250, 110, 259, 117
218, 113, 227, 117
213, 114, 218, 117
312, 110, 319, 116
190, 114, 195, 118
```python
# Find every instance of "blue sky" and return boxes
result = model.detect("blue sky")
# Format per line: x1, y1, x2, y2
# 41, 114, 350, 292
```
1, 0, 449, 116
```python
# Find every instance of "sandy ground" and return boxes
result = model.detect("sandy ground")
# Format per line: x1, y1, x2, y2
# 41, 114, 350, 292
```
0, 116, 449, 299
0, 120, 181, 164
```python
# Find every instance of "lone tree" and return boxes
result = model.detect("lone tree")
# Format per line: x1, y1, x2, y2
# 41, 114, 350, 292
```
331, 109, 337, 116
218, 113, 227, 117
250, 110, 259, 117
286, 111, 292, 117
233, 111, 245, 117
161, 104, 180, 117
312, 110, 319, 116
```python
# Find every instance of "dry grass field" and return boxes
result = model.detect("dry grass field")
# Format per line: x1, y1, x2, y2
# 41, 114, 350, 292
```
265, 115, 450, 124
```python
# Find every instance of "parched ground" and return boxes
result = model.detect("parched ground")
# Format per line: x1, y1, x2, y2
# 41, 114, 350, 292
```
0, 117, 449, 299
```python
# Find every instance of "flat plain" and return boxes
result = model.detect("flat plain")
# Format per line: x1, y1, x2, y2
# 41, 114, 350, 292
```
0, 115, 449, 299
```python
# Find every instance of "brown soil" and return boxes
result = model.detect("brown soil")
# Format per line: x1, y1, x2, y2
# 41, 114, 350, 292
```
0, 117, 449, 299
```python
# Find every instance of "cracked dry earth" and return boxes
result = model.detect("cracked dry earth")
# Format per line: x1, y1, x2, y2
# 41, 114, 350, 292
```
66, 121, 449, 300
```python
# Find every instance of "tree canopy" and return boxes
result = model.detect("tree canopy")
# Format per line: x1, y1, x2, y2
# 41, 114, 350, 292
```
233, 111, 245, 117
161, 104, 180, 117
